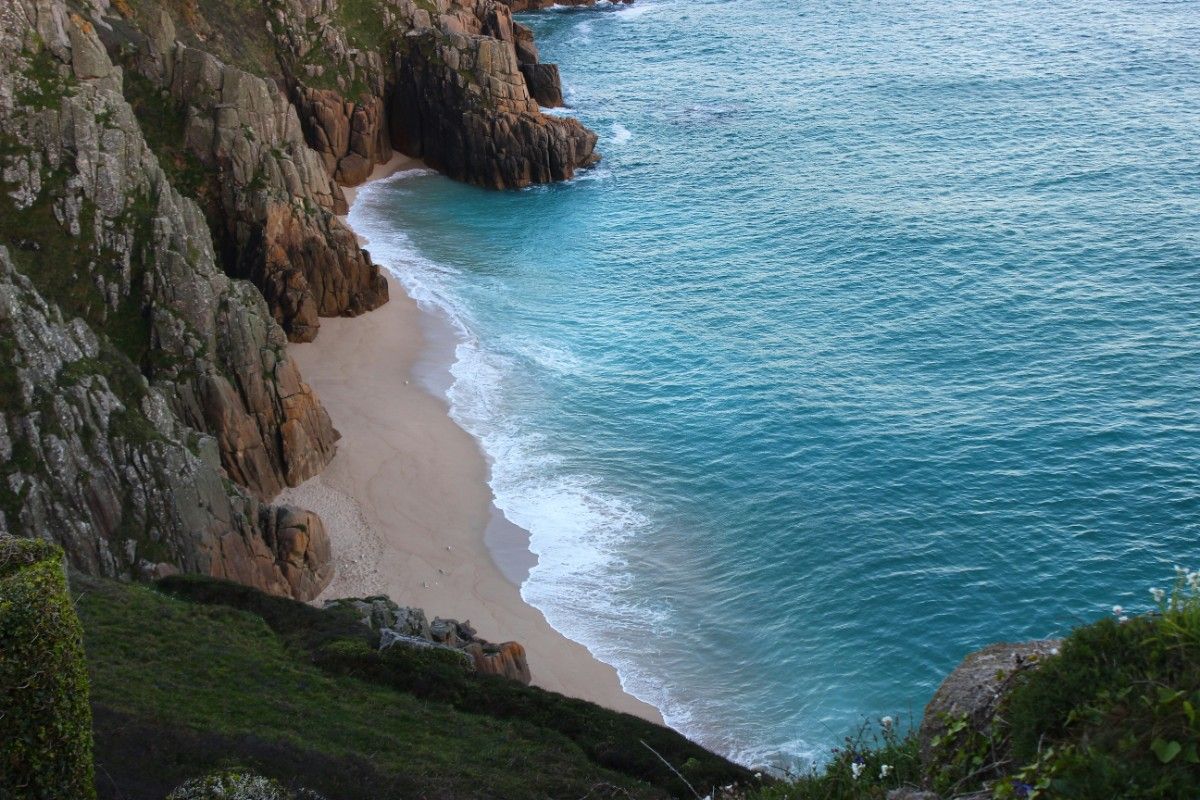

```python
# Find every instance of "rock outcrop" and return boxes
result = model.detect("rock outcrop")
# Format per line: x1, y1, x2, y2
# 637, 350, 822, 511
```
167, 770, 327, 800
917, 640, 1061, 770
267, 0, 597, 188
390, 23, 597, 188
0, 1, 333, 599
294, 88, 392, 189
329, 595, 533, 684
103, 15, 389, 342
499, 0, 633, 10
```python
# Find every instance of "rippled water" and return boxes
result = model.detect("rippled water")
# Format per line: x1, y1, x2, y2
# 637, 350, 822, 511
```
350, 0, 1200, 766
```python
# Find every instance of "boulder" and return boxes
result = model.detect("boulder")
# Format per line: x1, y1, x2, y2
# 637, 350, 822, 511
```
918, 640, 1062, 767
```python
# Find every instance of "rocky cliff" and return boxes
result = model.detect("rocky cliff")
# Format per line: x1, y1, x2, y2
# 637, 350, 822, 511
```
0, 0, 602, 600
0, 0, 334, 597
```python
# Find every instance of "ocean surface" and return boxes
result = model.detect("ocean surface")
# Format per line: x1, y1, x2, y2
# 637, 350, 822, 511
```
348, 0, 1200, 767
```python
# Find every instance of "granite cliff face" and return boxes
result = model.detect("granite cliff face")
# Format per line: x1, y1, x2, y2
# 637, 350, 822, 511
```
266, 0, 598, 189
0, 1, 334, 598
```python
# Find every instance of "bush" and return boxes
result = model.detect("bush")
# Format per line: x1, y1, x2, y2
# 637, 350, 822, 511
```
1000, 569, 1200, 799
0, 537, 96, 800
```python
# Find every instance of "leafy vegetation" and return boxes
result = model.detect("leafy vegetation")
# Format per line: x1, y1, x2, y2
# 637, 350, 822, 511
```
1, 540, 96, 800
998, 571, 1200, 799
743, 719, 922, 800
78, 573, 751, 799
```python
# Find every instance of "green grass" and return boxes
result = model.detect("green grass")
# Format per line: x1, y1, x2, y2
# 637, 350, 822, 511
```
76, 574, 749, 799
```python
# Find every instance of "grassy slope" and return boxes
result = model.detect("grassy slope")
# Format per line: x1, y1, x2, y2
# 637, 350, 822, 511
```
76, 574, 746, 800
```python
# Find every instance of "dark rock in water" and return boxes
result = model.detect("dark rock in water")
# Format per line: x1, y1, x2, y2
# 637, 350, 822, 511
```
918, 639, 1062, 767
326, 595, 533, 684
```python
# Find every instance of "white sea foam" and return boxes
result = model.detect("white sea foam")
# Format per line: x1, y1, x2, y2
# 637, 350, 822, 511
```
346, 168, 691, 744
611, 122, 633, 145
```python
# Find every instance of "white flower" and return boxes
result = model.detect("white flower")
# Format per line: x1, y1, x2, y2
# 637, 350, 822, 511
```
1118, 615, 1129, 623
1187, 571, 1200, 590
1112, 605, 1124, 615
879, 764, 893, 779
850, 762, 865, 780
1151, 587, 1166, 603
880, 716, 894, 728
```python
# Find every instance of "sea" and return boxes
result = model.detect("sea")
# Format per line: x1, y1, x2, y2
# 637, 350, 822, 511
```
346, 0, 1200, 768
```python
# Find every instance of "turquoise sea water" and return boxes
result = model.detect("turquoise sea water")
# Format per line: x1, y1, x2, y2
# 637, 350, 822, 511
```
349, 0, 1200, 766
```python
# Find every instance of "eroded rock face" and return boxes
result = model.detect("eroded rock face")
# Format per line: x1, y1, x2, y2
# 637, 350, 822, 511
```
499, 0, 633, 10
267, 0, 597, 188
164, 44, 389, 342
294, 88, 393, 189
328, 596, 533, 684
0, 2, 333, 599
0, 247, 329, 600
391, 26, 597, 188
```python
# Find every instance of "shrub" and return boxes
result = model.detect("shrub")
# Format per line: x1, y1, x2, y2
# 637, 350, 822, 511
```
0, 537, 96, 800
1001, 569, 1200, 799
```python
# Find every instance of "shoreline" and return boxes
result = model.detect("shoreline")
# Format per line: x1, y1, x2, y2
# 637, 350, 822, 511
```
281, 154, 663, 723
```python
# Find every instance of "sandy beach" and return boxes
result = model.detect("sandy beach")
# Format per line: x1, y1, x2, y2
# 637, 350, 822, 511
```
280, 155, 662, 723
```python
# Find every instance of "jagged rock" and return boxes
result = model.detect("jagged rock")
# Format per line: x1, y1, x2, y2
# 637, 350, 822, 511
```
326, 595, 533, 684
294, 87, 391, 189
465, 640, 532, 683
521, 63, 564, 107
0, 247, 329, 600
499, 0, 633, 10
918, 640, 1062, 767
267, 0, 595, 188
162, 44, 389, 340
0, 3, 334, 599
391, 27, 598, 188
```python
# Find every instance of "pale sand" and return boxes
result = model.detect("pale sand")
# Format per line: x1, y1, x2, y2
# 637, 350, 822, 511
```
280, 167, 662, 723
